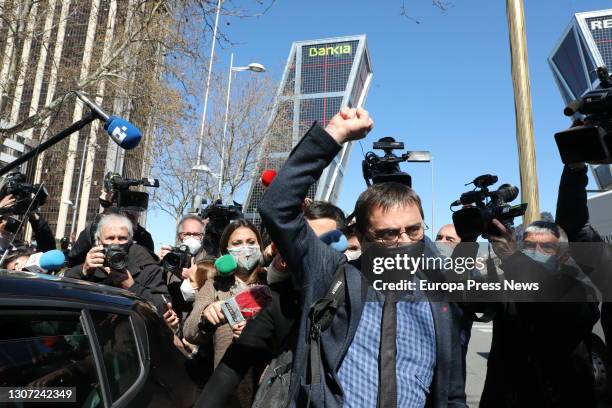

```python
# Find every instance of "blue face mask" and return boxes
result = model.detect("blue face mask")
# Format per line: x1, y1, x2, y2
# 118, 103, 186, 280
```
520, 249, 558, 272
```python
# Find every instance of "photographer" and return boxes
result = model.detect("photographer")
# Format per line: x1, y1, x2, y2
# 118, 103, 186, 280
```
159, 214, 207, 333
67, 191, 154, 267
479, 219, 599, 407
64, 212, 168, 313
0, 196, 55, 253
257, 107, 466, 407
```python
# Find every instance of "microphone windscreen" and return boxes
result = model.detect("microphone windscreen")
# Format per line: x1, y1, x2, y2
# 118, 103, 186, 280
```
215, 254, 237, 276
39, 250, 66, 271
260, 169, 277, 187
319, 229, 348, 252
232, 285, 272, 318
104, 116, 142, 150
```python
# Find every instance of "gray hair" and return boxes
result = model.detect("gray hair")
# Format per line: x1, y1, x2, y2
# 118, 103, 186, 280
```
95, 213, 134, 242
176, 214, 204, 241
524, 221, 568, 243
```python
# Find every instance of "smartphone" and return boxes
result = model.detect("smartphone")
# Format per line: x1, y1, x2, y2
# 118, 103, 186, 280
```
161, 294, 171, 311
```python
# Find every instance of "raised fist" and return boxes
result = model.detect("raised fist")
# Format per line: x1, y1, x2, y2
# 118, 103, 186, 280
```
324, 107, 374, 144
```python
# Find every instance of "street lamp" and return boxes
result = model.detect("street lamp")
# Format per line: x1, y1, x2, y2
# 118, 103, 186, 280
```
193, 0, 223, 209
192, 164, 219, 179
217, 53, 266, 198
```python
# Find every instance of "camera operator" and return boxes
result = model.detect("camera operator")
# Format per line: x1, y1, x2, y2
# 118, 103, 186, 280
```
0, 194, 55, 253
67, 190, 154, 267
64, 212, 169, 313
254, 107, 466, 407
478, 219, 599, 407
436, 223, 461, 245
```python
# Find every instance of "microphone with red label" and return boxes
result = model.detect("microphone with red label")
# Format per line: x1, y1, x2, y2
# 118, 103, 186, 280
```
221, 285, 273, 326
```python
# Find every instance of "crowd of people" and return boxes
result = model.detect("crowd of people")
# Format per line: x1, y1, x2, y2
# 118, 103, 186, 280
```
1, 107, 610, 407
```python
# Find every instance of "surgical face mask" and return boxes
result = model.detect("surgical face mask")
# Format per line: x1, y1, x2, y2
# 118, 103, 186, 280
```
345, 249, 362, 261
180, 279, 197, 303
182, 237, 202, 255
228, 245, 262, 271
521, 249, 558, 272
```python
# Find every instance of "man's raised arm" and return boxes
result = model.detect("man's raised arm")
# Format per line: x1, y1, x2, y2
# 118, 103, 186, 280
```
258, 108, 373, 290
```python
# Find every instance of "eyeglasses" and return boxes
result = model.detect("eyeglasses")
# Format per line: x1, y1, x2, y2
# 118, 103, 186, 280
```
367, 222, 429, 246
179, 231, 204, 239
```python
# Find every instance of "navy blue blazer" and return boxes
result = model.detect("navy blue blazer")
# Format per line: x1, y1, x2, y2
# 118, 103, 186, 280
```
259, 123, 467, 408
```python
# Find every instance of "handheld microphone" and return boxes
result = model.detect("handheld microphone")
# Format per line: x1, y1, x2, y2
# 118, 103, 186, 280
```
24, 249, 66, 272
40, 250, 67, 271
215, 254, 238, 276
221, 285, 272, 326
319, 229, 348, 252
260, 169, 277, 187
75, 92, 142, 150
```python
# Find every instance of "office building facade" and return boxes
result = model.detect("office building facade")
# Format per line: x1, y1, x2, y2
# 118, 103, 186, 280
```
0, 0, 157, 240
549, 9, 612, 190
243, 35, 373, 226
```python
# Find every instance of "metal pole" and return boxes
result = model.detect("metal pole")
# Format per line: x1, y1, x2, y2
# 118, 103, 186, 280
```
506, 0, 540, 225
193, 0, 222, 207
70, 134, 89, 240
218, 52, 234, 199
0, 113, 97, 177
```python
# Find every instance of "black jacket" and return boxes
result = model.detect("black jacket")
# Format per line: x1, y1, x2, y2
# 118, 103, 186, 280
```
29, 214, 56, 252
258, 123, 467, 408
64, 243, 169, 313
480, 250, 599, 408
196, 278, 300, 407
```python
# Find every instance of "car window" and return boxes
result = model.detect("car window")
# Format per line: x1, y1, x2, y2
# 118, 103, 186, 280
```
0, 311, 103, 407
90, 312, 141, 403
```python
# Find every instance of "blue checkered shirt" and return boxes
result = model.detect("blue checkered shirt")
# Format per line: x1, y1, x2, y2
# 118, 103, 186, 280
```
337, 291, 436, 407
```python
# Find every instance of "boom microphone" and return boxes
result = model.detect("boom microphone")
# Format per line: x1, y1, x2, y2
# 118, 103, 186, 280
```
75, 92, 142, 150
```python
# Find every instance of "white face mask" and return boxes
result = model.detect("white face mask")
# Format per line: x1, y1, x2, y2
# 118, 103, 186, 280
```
180, 279, 197, 303
345, 249, 362, 261
182, 237, 202, 255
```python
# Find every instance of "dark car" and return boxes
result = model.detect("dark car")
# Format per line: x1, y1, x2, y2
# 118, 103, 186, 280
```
0, 271, 200, 407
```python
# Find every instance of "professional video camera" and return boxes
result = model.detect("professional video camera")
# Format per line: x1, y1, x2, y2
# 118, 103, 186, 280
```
450, 174, 527, 239
555, 66, 612, 164
103, 244, 129, 270
362, 137, 430, 187
103, 172, 159, 212
0, 172, 48, 215
198, 200, 244, 237
161, 244, 191, 275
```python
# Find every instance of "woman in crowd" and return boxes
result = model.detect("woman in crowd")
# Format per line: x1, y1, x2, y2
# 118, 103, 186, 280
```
183, 219, 267, 408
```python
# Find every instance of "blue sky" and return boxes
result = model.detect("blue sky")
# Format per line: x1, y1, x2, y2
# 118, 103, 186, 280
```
147, 0, 610, 247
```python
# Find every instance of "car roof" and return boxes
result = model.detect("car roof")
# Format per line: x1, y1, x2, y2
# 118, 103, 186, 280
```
0, 270, 143, 309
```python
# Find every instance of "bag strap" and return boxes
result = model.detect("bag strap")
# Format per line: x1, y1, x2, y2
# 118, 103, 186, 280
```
307, 264, 347, 389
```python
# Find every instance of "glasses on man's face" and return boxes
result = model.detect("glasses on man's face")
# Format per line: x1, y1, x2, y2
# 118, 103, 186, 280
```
179, 231, 204, 239
368, 222, 429, 246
